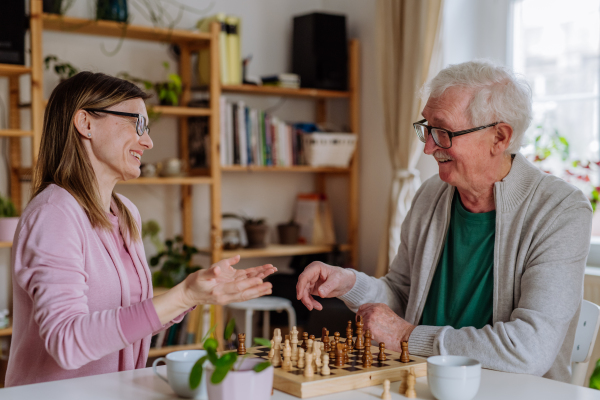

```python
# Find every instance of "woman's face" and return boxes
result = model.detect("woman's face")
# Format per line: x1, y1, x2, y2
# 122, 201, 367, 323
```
86, 98, 153, 182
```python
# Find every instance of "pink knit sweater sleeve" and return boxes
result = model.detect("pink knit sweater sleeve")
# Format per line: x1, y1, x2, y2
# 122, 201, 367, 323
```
14, 204, 160, 370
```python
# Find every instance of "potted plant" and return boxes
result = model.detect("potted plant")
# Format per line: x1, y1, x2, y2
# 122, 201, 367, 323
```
189, 319, 273, 400
44, 55, 79, 82
277, 219, 300, 245
222, 213, 269, 249
155, 62, 182, 106
43, 0, 74, 14
97, 0, 128, 22
142, 220, 202, 288
0, 195, 19, 242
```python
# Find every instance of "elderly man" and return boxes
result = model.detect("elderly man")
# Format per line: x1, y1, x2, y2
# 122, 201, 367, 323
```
296, 60, 593, 382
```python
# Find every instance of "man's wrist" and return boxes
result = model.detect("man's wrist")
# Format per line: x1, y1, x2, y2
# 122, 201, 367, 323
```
403, 324, 417, 343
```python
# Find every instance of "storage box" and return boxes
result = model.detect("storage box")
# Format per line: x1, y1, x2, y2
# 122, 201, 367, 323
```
302, 133, 357, 167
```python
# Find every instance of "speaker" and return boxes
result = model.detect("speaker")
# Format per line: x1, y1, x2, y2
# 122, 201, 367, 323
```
292, 12, 348, 91
0, 0, 26, 65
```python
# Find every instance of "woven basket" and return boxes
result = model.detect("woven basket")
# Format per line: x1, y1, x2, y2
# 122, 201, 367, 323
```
303, 133, 357, 167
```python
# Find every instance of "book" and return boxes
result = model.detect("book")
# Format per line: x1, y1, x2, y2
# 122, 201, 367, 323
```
261, 73, 300, 84
197, 13, 228, 85
226, 16, 242, 85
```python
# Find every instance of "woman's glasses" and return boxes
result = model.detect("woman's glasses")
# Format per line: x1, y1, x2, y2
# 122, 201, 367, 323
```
84, 109, 150, 137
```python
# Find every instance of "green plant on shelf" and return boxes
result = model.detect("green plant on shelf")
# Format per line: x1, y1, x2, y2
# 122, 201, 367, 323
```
0, 195, 18, 218
118, 61, 183, 108
44, 55, 79, 82
189, 318, 271, 389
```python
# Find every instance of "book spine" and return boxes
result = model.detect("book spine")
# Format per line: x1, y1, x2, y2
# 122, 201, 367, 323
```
232, 102, 239, 165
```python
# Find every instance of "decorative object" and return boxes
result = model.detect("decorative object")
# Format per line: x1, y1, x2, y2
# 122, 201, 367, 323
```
0, 195, 19, 242
302, 133, 357, 167
222, 228, 242, 250
44, 55, 78, 82
189, 319, 273, 400
277, 220, 300, 245
222, 213, 268, 249
153, 350, 208, 399
157, 158, 185, 177
140, 163, 157, 177
96, 0, 128, 23
147, 233, 201, 288
43, 0, 74, 14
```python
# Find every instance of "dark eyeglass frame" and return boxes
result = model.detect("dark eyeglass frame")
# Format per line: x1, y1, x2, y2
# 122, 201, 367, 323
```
413, 118, 500, 149
84, 108, 150, 137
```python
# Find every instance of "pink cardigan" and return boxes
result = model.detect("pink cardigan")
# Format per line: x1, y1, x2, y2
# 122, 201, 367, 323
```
5, 185, 178, 387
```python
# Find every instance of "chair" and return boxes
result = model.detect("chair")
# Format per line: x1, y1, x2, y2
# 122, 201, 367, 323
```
571, 300, 600, 386
226, 297, 297, 347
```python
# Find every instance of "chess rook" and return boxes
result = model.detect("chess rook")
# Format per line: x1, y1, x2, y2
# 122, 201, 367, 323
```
400, 341, 410, 363
237, 333, 246, 355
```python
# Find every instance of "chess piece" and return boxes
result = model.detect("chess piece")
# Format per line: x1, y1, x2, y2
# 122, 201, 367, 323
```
335, 343, 344, 367
291, 327, 299, 366
355, 315, 364, 349
268, 339, 275, 359
306, 338, 314, 354
304, 352, 314, 377
405, 368, 417, 398
381, 379, 391, 400
298, 348, 305, 369
272, 329, 283, 367
301, 332, 309, 350
237, 333, 246, 355
378, 342, 386, 361
334, 332, 340, 347
399, 369, 408, 395
362, 331, 372, 367
346, 321, 354, 350
282, 339, 292, 371
364, 329, 372, 348
400, 341, 410, 363
309, 334, 316, 342
343, 342, 349, 364
314, 343, 322, 372
321, 354, 331, 376
323, 329, 330, 352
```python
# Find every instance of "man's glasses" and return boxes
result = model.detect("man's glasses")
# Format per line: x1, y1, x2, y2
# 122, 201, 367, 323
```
84, 109, 150, 137
413, 119, 500, 149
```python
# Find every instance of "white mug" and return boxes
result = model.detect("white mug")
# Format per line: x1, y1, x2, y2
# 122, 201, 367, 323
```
152, 350, 208, 399
427, 355, 481, 400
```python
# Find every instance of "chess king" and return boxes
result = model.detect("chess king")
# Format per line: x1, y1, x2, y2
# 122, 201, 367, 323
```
296, 60, 593, 383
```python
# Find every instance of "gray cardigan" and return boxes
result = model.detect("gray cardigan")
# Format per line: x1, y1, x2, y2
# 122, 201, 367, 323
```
340, 153, 592, 382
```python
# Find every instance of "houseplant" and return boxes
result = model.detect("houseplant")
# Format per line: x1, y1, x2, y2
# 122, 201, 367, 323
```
44, 55, 78, 82
97, 0, 128, 23
222, 213, 269, 249
0, 195, 19, 242
118, 62, 183, 107
189, 319, 273, 400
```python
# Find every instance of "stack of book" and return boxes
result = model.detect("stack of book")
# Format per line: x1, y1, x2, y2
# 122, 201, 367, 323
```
220, 97, 317, 167
260, 73, 301, 89
197, 13, 242, 85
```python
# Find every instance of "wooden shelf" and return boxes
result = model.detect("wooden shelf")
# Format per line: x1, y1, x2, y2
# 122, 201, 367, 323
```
148, 343, 204, 358
0, 129, 33, 137
43, 14, 211, 44
221, 165, 351, 173
118, 177, 212, 185
151, 105, 211, 117
0, 325, 12, 337
221, 84, 351, 99
0, 242, 12, 248
0, 64, 31, 77
199, 244, 351, 259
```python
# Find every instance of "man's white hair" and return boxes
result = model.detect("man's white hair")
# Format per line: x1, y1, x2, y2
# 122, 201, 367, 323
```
422, 60, 533, 154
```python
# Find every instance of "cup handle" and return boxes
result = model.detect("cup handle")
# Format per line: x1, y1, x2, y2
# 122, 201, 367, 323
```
152, 357, 168, 384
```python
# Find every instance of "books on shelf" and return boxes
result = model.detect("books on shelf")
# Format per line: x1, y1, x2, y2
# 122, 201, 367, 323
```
197, 13, 242, 85
261, 73, 300, 89
220, 97, 317, 167
294, 193, 336, 245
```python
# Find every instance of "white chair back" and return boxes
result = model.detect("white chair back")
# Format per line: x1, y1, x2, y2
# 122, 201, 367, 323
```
571, 300, 600, 386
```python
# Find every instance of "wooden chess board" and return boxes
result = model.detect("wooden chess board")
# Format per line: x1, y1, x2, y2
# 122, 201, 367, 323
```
248, 339, 428, 398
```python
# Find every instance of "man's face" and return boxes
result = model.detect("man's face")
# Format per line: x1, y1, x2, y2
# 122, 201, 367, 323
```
422, 86, 497, 189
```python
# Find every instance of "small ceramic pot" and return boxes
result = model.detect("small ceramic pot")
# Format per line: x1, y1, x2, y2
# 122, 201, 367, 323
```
141, 163, 157, 177
206, 358, 273, 400
157, 158, 185, 177
0, 217, 19, 242
277, 222, 300, 245
244, 223, 268, 248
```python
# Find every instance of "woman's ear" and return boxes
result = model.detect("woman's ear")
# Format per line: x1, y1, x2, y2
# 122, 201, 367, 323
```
74, 109, 92, 139
491, 123, 513, 156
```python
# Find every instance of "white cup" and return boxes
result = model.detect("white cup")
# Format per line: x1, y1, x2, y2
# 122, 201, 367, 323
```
427, 355, 481, 400
152, 350, 208, 399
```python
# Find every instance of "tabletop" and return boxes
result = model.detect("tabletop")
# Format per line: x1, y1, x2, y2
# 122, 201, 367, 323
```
1, 365, 599, 400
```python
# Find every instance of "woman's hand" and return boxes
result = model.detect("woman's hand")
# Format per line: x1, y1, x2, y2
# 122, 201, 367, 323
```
182, 255, 276, 306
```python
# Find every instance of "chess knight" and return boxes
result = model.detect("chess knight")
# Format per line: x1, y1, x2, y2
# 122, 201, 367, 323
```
295, 60, 593, 383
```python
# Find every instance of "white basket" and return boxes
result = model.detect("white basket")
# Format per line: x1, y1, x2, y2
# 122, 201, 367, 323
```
303, 133, 358, 167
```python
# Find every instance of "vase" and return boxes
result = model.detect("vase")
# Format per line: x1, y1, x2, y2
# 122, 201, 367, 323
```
96, 0, 128, 23
0, 217, 19, 242
43, 0, 63, 14
244, 223, 268, 248
205, 358, 273, 400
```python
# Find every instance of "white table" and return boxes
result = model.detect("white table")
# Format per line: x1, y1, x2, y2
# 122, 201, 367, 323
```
1, 365, 599, 400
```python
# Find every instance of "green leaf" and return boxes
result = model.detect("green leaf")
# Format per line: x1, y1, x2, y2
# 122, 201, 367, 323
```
211, 364, 234, 384
253, 337, 271, 348
224, 319, 236, 341
253, 361, 271, 373
200, 324, 217, 343
189, 355, 207, 389
215, 351, 237, 367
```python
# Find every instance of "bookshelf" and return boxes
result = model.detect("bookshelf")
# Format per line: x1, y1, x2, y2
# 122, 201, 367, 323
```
1, 0, 359, 356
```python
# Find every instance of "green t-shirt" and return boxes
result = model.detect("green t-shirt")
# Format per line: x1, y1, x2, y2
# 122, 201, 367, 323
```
421, 192, 495, 329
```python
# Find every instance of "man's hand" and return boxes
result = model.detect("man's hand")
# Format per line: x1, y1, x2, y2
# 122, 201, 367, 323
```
357, 303, 416, 352
296, 261, 356, 311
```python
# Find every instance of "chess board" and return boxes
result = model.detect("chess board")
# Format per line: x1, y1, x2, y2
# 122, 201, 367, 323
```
248, 338, 427, 398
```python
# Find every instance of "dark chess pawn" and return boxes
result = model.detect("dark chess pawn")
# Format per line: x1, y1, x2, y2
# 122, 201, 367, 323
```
346, 321, 354, 350
301, 332, 309, 351
378, 342, 386, 361
362, 330, 373, 367
237, 333, 246, 355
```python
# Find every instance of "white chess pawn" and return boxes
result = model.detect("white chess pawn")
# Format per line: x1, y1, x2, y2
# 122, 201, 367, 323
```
282, 339, 292, 371
381, 379, 391, 400
272, 329, 283, 367
306, 338, 313, 354
304, 352, 314, 377
321, 354, 331, 376
268, 339, 275, 359
313, 342, 322, 372
291, 327, 299, 366
298, 348, 305, 369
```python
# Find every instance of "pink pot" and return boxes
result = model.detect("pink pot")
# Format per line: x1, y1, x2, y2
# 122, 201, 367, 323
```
0, 217, 19, 242
206, 358, 273, 400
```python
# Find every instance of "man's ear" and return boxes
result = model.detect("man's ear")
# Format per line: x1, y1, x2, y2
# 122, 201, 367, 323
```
491, 123, 513, 155
73, 109, 92, 139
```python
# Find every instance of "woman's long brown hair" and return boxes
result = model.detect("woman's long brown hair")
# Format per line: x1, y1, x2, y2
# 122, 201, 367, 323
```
31, 72, 151, 241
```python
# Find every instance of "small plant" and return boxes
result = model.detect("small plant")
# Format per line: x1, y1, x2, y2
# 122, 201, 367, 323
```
44, 55, 79, 81
0, 196, 18, 218
155, 62, 182, 106
222, 213, 265, 226
189, 318, 271, 389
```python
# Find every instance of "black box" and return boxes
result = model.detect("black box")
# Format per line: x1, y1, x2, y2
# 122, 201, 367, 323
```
292, 12, 348, 91
0, 0, 26, 65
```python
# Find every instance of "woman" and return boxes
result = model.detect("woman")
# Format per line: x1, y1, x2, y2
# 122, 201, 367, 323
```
5, 72, 276, 387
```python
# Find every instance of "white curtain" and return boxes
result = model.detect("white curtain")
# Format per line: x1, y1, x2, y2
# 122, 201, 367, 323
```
375, 0, 445, 277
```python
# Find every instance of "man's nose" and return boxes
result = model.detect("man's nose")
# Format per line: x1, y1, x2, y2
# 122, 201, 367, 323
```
423, 133, 438, 155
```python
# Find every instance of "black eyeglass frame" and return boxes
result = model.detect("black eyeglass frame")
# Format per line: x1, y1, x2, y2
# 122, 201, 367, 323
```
413, 118, 500, 149
84, 108, 150, 137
